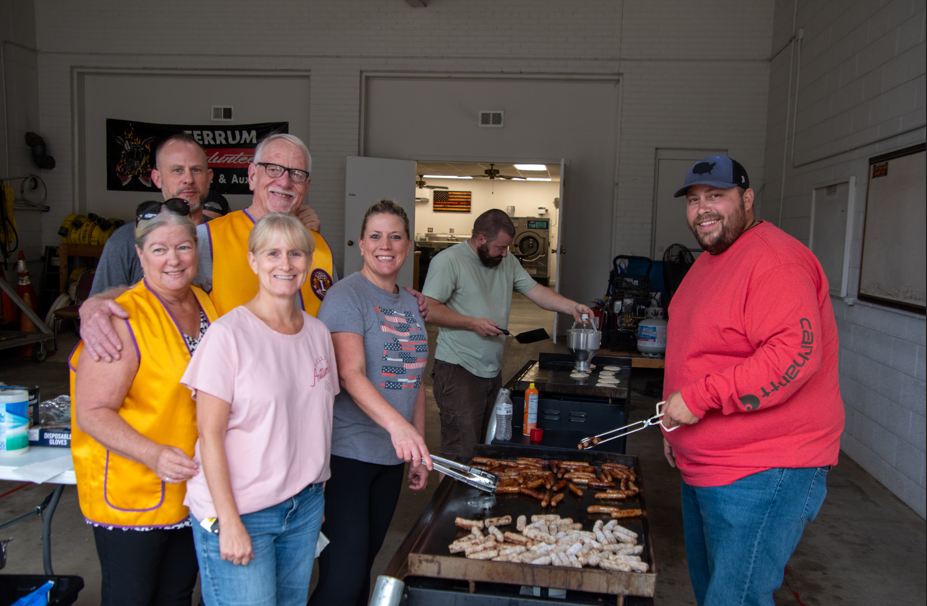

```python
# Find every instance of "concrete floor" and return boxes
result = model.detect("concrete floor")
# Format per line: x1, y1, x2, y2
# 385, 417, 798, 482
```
0, 294, 924, 604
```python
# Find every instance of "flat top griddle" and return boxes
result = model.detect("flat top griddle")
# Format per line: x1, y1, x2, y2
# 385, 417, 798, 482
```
384, 444, 657, 598
507, 354, 632, 400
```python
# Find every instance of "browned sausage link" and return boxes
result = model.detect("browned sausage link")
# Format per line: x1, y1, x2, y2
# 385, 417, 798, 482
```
495, 486, 522, 494
594, 491, 631, 500
570, 477, 590, 485
564, 472, 597, 479
559, 460, 593, 468
549, 460, 561, 474
520, 487, 546, 500
587, 481, 616, 489
556, 467, 567, 479
550, 492, 565, 508
472, 457, 498, 466
610, 509, 643, 519
497, 478, 519, 488
540, 492, 551, 508
586, 505, 622, 514
517, 457, 546, 466
524, 478, 545, 490
621, 478, 628, 491
553, 479, 568, 492
455, 517, 485, 529
489, 466, 508, 475
470, 464, 490, 471
568, 483, 584, 498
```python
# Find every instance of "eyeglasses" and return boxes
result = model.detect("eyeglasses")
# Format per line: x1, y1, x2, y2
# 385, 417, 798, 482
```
135, 198, 191, 226
256, 162, 310, 184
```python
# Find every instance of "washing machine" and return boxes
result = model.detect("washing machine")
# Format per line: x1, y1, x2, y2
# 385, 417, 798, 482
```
511, 217, 550, 281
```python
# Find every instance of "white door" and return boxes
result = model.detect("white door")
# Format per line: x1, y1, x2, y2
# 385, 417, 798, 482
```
552, 158, 566, 343
652, 149, 726, 259
344, 156, 417, 288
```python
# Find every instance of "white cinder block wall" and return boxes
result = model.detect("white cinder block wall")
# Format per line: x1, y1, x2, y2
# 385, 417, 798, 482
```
0, 0, 44, 284
763, 0, 926, 518
25, 0, 774, 297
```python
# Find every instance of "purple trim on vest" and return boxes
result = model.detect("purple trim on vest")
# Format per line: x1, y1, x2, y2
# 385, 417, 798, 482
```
67, 341, 82, 372
143, 280, 196, 356
103, 451, 165, 513
83, 518, 189, 530
205, 221, 214, 294
243, 208, 256, 225
124, 319, 141, 364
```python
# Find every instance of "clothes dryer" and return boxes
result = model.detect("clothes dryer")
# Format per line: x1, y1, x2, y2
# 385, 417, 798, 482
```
511, 217, 550, 282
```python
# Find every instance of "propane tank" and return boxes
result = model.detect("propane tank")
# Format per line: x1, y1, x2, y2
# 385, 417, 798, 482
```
637, 305, 667, 356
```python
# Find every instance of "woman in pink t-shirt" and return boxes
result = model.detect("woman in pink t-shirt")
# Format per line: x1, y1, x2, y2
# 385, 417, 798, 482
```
181, 213, 337, 606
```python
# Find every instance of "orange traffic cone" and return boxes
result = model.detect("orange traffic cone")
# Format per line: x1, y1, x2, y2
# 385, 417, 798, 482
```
17, 251, 40, 358
0, 265, 18, 324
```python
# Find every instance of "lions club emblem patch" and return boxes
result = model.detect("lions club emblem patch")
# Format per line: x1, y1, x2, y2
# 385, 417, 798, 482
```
310, 269, 332, 300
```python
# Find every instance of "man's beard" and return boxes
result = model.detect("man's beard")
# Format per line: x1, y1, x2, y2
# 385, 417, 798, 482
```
689, 198, 748, 254
170, 190, 203, 214
477, 243, 504, 268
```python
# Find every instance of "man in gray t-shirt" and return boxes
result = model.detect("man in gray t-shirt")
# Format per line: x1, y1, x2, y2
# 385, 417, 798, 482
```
422, 209, 593, 462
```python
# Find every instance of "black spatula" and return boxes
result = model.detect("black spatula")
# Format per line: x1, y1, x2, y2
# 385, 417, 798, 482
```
501, 328, 550, 344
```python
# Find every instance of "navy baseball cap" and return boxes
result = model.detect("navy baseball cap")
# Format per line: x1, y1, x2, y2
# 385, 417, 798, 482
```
673, 155, 750, 197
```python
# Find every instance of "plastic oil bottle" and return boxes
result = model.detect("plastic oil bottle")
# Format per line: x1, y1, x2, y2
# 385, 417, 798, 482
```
522, 382, 539, 436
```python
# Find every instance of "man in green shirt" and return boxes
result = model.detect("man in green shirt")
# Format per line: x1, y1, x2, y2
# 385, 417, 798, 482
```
423, 209, 593, 462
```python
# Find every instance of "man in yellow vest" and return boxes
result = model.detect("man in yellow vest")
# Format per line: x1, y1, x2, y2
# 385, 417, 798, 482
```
78, 133, 332, 362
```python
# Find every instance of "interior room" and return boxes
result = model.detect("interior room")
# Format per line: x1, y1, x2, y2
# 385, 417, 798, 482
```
0, 1, 924, 604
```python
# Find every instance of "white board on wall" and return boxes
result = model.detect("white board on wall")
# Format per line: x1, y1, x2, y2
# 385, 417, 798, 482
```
859, 144, 926, 314
77, 72, 310, 221
809, 177, 855, 298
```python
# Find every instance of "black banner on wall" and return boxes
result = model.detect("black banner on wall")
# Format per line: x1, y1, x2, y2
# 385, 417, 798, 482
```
106, 119, 288, 195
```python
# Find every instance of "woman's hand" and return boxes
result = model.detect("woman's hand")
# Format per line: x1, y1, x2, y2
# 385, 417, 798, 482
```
147, 444, 199, 483
219, 519, 254, 566
408, 464, 429, 491
389, 420, 433, 472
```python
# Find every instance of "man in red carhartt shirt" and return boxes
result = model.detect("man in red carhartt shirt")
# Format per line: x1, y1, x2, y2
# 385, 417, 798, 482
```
661, 155, 844, 606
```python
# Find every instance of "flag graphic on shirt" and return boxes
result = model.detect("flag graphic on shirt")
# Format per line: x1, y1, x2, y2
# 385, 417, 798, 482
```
378, 307, 427, 390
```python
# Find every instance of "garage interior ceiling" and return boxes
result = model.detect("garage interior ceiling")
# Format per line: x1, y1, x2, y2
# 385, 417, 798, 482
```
415, 161, 561, 181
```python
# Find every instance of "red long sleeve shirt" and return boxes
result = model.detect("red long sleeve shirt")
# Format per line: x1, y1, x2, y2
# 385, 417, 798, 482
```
664, 222, 844, 487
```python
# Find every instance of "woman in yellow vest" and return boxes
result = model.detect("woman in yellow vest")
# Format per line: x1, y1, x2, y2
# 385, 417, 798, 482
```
71, 199, 218, 606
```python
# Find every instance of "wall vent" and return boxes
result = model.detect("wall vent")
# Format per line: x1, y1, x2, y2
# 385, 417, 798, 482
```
211, 106, 234, 121
479, 110, 504, 128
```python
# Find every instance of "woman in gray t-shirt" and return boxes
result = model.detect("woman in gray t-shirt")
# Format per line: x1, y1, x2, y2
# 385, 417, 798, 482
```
310, 200, 432, 606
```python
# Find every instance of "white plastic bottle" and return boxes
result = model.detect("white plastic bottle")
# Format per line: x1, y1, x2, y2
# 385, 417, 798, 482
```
494, 389, 513, 442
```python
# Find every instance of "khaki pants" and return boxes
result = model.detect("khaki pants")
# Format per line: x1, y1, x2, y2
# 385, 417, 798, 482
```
432, 359, 502, 463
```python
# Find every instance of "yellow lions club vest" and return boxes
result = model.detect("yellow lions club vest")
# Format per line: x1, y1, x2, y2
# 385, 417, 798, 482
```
205, 209, 334, 317
70, 281, 218, 528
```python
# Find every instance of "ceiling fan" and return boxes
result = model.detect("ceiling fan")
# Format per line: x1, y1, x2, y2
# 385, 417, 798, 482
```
416, 175, 448, 190
471, 163, 517, 180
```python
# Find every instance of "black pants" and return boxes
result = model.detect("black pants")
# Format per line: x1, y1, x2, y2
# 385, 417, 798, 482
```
93, 525, 198, 606
308, 455, 404, 606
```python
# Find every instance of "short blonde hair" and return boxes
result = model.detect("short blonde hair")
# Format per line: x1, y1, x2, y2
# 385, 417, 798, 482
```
248, 212, 315, 256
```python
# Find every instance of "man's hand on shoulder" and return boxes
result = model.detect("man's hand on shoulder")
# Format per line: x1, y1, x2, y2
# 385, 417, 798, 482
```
403, 287, 429, 321
78, 295, 130, 362
296, 204, 321, 232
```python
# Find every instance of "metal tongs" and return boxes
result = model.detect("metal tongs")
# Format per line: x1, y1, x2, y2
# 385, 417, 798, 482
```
429, 455, 498, 494
578, 401, 681, 450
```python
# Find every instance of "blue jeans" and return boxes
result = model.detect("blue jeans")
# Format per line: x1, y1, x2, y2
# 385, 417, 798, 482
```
681, 467, 829, 606
192, 483, 324, 606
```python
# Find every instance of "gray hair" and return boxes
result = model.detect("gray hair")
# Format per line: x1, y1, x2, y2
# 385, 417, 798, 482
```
253, 134, 312, 175
134, 207, 197, 249
249, 212, 315, 256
